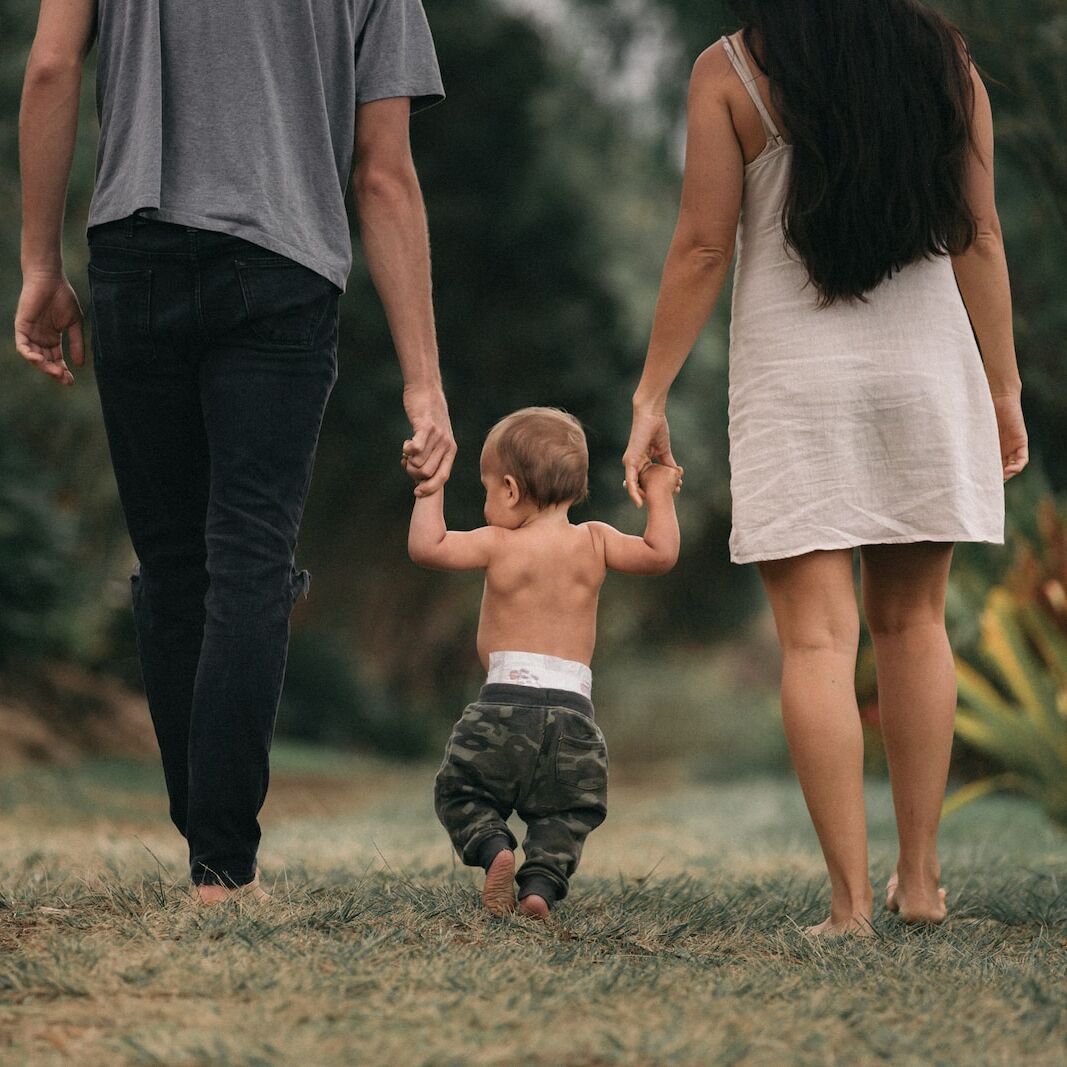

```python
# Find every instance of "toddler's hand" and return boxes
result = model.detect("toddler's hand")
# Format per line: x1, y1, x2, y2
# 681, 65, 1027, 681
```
638, 462, 683, 496
402, 454, 442, 495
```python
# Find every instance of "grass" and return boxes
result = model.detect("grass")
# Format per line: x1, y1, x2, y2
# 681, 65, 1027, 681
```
1, 744, 1066, 1066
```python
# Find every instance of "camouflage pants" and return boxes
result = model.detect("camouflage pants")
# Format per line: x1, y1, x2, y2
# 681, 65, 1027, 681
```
434, 684, 609, 902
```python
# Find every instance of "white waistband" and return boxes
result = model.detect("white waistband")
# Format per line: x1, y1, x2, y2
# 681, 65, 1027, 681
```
486, 651, 592, 698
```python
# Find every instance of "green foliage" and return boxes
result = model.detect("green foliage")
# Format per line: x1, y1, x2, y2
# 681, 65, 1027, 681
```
950, 499, 1067, 823
279, 630, 437, 758
0, 425, 77, 662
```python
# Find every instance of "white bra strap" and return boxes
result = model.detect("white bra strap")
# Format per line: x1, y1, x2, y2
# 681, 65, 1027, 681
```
722, 33, 785, 147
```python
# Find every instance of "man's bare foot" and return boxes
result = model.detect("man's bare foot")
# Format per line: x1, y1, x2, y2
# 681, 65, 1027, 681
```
194, 871, 271, 906
518, 894, 550, 921
481, 850, 516, 915
886, 872, 948, 924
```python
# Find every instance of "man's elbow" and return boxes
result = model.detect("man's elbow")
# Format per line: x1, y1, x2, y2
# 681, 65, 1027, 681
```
25, 51, 85, 89
354, 161, 421, 212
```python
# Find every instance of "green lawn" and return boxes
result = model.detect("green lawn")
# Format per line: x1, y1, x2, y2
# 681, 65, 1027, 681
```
1, 746, 1066, 1066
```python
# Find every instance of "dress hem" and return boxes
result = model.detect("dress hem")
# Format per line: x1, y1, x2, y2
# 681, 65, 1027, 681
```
730, 533, 1004, 566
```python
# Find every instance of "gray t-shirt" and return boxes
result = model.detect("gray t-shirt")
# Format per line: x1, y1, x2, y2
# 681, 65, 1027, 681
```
88, 0, 444, 291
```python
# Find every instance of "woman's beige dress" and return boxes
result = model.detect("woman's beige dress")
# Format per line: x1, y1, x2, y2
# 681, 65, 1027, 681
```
722, 34, 1004, 565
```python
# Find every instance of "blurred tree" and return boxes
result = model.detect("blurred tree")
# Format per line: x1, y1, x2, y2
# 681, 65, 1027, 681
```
0, 0, 1063, 757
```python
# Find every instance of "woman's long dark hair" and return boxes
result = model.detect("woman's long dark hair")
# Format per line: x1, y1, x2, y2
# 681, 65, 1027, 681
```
726, 0, 977, 305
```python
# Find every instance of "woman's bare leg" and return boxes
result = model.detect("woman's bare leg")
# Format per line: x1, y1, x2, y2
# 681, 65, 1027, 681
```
759, 550, 873, 935
860, 542, 954, 924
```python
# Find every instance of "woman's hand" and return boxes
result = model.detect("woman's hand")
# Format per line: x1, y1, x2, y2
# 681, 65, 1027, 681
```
992, 391, 1028, 481
623, 402, 679, 507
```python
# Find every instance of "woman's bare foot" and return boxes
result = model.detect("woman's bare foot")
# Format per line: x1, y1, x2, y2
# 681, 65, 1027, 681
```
518, 894, 550, 921
886, 872, 947, 924
805, 911, 875, 938
194, 871, 270, 906
481, 850, 516, 915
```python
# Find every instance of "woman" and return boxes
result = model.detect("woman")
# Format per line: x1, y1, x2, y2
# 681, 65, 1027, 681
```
623, 0, 1027, 935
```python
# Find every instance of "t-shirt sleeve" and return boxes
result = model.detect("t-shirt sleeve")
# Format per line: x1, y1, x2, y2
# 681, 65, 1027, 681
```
354, 0, 445, 113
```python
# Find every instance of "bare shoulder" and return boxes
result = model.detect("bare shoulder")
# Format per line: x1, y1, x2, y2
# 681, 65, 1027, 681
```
967, 58, 989, 100
580, 521, 615, 551
691, 39, 736, 91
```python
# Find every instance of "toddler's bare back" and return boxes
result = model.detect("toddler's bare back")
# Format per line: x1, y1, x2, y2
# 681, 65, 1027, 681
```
477, 521, 606, 667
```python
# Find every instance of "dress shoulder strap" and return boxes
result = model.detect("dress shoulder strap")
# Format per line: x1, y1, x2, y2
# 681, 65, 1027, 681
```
721, 33, 785, 147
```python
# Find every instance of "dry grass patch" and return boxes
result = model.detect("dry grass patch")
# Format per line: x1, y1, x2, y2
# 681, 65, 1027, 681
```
1, 749, 1065, 1066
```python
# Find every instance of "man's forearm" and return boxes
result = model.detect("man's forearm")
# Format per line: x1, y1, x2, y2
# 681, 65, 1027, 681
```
20, 55, 84, 275
355, 165, 441, 390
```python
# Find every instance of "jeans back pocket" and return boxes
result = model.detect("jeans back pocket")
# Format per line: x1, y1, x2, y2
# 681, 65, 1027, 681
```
235, 257, 337, 350
87, 263, 154, 367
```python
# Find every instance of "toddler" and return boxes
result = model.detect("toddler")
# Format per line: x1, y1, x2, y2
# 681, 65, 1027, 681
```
408, 407, 681, 917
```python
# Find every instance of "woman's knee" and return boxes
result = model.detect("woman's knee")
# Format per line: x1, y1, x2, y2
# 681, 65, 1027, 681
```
864, 600, 946, 640
760, 550, 860, 657
778, 614, 860, 658
860, 543, 953, 638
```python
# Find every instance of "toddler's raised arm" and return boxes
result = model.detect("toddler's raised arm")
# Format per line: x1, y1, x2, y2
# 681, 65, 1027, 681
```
588, 464, 682, 576
408, 488, 498, 571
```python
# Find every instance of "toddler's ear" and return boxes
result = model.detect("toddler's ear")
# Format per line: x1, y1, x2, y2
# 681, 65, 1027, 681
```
503, 474, 522, 505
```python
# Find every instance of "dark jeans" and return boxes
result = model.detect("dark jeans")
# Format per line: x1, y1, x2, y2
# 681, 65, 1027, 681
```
89, 215, 340, 886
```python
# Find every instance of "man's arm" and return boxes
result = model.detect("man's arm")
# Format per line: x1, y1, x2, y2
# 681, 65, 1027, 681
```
588, 465, 682, 576
15, 0, 96, 386
408, 489, 497, 571
353, 97, 456, 496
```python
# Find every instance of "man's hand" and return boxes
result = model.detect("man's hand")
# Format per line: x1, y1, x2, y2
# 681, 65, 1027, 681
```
401, 383, 457, 496
14, 273, 85, 386
639, 462, 684, 497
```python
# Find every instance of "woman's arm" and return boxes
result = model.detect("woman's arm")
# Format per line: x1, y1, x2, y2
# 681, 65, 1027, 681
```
624, 43, 744, 505
951, 64, 1027, 479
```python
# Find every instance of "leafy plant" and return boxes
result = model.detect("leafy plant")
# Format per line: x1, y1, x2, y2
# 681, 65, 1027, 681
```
948, 500, 1067, 824
0, 426, 78, 663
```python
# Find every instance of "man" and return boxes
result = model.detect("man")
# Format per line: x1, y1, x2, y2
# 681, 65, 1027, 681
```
15, 0, 456, 903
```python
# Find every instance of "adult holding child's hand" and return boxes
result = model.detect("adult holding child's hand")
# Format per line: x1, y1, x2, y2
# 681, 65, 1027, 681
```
402, 382, 457, 497
623, 404, 679, 508
626, 0, 1024, 937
